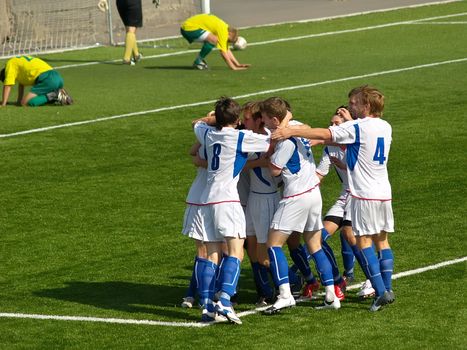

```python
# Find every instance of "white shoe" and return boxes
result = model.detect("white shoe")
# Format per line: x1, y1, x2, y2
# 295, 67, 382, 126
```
357, 279, 375, 298
215, 302, 242, 325
314, 297, 341, 310
181, 296, 195, 308
201, 309, 228, 323
263, 295, 296, 315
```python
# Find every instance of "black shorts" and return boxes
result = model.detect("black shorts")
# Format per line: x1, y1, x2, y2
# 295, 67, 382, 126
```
116, 0, 143, 27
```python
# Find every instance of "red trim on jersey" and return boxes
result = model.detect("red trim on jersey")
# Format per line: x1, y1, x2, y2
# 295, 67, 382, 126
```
186, 200, 242, 206
282, 183, 320, 199
350, 194, 392, 201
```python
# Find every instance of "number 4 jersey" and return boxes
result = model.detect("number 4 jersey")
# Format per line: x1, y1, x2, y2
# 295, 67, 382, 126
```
329, 117, 392, 201
194, 121, 270, 204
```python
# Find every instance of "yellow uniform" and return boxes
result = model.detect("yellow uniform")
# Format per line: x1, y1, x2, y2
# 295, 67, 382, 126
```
181, 14, 229, 52
4, 56, 52, 86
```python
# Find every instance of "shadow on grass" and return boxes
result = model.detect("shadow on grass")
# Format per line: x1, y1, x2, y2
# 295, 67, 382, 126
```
144, 65, 200, 70
34, 281, 195, 320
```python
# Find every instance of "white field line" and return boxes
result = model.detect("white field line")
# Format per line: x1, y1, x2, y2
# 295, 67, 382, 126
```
2, 57, 466, 139
0, 256, 465, 327
408, 21, 467, 24
54, 12, 467, 70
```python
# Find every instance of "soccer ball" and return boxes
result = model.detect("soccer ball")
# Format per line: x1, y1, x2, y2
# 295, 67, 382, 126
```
233, 36, 247, 50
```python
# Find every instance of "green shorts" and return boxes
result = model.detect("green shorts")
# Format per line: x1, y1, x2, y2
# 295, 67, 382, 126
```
31, 70, 64, 95
180, 28, 206, 43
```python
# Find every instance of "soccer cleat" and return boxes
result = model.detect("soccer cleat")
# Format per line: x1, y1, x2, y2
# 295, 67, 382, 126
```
181, 296, 195, 309
122, 59, 135, 66
201, 309, 228, 323
263, 295, 296, 315
56, 89, 73, 105
133, 53, 143, 63
255, 296, 274, 308
357, 279, 376, 299
297, 280, 321, 301
369, 291, 393, 312
315, 297, 341, 310
193, 59, 208, 70
343, 273, 355, 284
290, 274, 305, 299
215, 302, 242, 324
387, 290, 395, 304
334, 279, 347, 301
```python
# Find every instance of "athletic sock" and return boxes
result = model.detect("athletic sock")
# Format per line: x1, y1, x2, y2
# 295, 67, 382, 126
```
321, 239, 342, 283
251, 262, 263, 297
311, 249, 334, 287
321, 228, 331, 242
378, 248, 394, 291
361, 247, 386, 297
186, 256, 199, 298
351, 244, 370, 279
27, 95, 48, 106
290, 244, 315, 282
197, 258, 217, 313
124, 32, 136, 61
340, 233, 355, 277
198, 42, 215, 60
219, 256, 241, 299
268, 247, 289, 287
258, 264, 274, 298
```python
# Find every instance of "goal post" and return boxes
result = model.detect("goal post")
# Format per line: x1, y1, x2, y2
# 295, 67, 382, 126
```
0, 0, 201, 59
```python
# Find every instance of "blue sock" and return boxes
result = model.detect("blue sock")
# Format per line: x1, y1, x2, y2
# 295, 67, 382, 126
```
258, 264, 274, 298
350, 244, 369, 279
340, 234, 355, 277
361, 247, 386, 297
288, 266, 299, 285
290, 245, 315, 282
311, 249, 334, 286
186, 256, 199, 298
321, 240, 342, 284
219, 256, 241, 305
268, 247, 289, 287
251, 262, 263, 296
378, 248, 394, 291
321, 228, 331, 242
197, 258, 217, 312
215, 253, 227, 294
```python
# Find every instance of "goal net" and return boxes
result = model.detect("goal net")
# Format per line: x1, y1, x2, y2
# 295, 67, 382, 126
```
0, 0, 200, 59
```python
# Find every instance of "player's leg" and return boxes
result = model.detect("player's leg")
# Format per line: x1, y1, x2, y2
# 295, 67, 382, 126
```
340, 229, 355, 281
374, 232, 394, 297
182, 240, 207, 308
304, 229, 340, 309
264, 229, 296, 314
320, 219, 346, 300
256, 242, 275, 305
199, 241, 223, 322
27, 70, 66, 106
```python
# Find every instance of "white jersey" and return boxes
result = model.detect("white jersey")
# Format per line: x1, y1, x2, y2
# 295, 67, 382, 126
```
194, 121, 270, 204
330, 117, 392, 200
185, 144, 208, 205
316, 145, 349, 200
237, 170, 250, 207
270, 133, 320, 198
249, 152, 279, 194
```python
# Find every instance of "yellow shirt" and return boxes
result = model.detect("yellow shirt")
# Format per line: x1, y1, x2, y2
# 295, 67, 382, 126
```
181, 14, 230, 52
4, 56, 53, 86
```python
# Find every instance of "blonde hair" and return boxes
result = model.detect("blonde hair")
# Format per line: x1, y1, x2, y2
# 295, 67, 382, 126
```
228, 27, 238, 43
349, 85, 384, 117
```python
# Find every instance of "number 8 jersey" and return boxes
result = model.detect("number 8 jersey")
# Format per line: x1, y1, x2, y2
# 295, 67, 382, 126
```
194, 121, 270, 204
329, 117, 392, 201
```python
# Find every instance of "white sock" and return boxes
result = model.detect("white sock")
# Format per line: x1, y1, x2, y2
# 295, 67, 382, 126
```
279, 283, 291, 298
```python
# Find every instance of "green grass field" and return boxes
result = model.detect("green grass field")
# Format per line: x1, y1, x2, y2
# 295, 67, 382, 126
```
1, 1, 466, 349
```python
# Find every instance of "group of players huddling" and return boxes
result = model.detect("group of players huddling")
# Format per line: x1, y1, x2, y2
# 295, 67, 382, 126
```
181, 85, 395, 324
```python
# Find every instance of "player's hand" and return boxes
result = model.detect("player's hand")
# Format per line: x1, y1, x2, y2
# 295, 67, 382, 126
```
337, 107, 352, 121
271, 126, 291, 141
97, 0, 109, 12
329, 156, 346, 170
152, 0, 160, 8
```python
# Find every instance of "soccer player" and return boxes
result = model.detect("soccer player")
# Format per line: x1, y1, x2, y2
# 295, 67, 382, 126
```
192, 97, 270, 324
272, 85, 395, 311
260, 97, 340, 314
180, 141, 209, 310
241, 101, 278, 306
1, 56, 72, 107
180, 13, 250, 70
